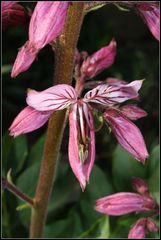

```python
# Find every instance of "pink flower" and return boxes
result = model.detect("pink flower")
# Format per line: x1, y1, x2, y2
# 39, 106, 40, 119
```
2, 1, 28, 30
95, 192, 155, 216
135, 3, 160, 41
80, 39, 117, 80
128, 218, 146, 239
11, 2, 69, 77
9, 80, 147, 188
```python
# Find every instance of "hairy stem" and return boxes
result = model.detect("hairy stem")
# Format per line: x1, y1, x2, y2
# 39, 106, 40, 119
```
29, 3, 85, 238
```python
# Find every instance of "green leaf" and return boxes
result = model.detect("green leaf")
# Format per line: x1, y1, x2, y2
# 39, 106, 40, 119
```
80, 216, 109, 238
2, 133, 14, 175
27, 134, 45, 166
47, 160, 79, 215
2, 134, 28, 175
16, 161, 40, 226
112, 145, 147, 191
78, 165, 113, 237
147, 145, 160, 203
45, 208, 83, 238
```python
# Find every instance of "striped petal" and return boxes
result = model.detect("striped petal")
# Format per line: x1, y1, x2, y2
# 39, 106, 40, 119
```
26, 84, 77, 111
68, 102, 95, 190
104, 108, 149, 163
84, 80, 143, 106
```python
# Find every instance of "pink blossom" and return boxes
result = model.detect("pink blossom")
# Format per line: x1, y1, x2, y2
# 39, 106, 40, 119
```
95, 192, 155, 216
128, 218, 146, 239
81, 39, 117, 80
104, 108, 149, 163
9, 80, 148, 188
11, 2, 69, 77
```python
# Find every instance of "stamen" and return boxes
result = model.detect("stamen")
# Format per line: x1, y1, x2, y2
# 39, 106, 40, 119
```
79, 143, 88, 164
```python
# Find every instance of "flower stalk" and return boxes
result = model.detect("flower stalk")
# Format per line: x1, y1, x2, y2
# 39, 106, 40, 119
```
29, 3, 85, 238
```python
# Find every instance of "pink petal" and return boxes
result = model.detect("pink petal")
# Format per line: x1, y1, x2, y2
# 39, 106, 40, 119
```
95, 193, 153, 216
11, 41, 38, 78
9, 106, 52, 137
81, 39, 117, 80
104, 108, 149, 163
29, 1, 69, 49
136, 3, 160, 41
128, 218, 146, 239
68, 102, 95, 190
84, 80, 143, 106
120, 105, 147, 120
26, 84, 77, 111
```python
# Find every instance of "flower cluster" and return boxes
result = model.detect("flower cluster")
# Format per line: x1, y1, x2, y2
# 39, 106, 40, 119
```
9, 36, 149, 190
95, 177, 159, 238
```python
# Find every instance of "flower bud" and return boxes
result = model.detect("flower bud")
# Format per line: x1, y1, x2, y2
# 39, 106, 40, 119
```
128, 218, 146, 239
132, 177, 149, 195
95, 192, 153, 216
81, 39, 117, 80
11, 41, 38, 78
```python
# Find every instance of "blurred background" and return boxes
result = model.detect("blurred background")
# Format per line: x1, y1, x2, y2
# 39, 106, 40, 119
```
2, 2, 159, 238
